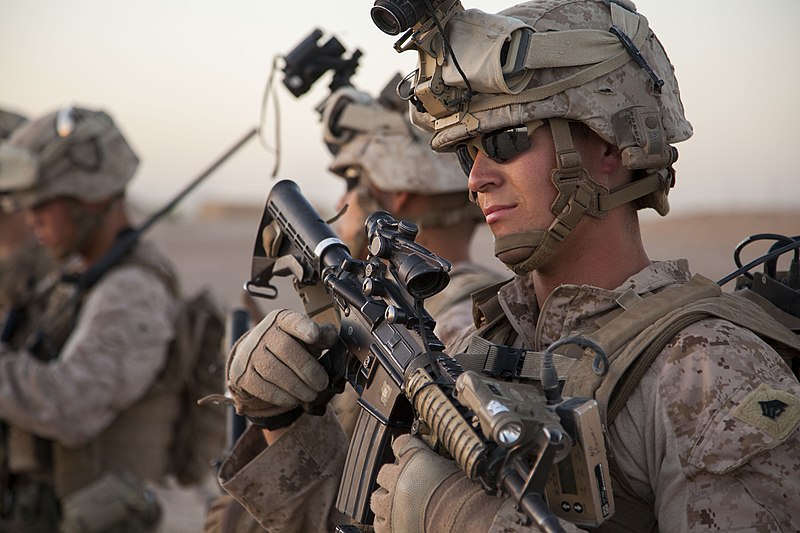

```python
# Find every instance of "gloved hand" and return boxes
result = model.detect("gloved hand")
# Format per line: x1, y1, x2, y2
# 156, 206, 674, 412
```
371, 435, 581, 533
226, 309, 338, 418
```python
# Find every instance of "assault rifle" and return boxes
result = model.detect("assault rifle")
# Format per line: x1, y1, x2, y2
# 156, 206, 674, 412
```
246, 180, 590, 532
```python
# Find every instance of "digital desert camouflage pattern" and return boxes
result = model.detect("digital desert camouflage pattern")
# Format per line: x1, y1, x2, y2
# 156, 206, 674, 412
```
0, 239, 178, 477
414, 0, 692, 151
450, 259, 800, 531
323, 85, 468, 196
218, 408, 349, 533
0, 107, 139, 208
427, 261, 508, 348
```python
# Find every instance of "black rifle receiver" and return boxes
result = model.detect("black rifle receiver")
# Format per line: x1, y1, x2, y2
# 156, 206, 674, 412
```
246, 180, 568, 532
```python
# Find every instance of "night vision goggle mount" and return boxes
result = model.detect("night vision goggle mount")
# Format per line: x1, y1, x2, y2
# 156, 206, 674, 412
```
282, 28, 363, 98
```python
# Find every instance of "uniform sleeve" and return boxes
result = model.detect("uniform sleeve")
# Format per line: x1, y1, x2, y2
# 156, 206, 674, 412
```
611, 319, 800, 532
0, 265, 176, 447
218, 407, 350, 533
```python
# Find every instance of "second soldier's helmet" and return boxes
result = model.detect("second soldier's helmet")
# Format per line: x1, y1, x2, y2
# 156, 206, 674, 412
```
0, 106, 139, 208
0, 109, 28, 141
320, 76, 468, 195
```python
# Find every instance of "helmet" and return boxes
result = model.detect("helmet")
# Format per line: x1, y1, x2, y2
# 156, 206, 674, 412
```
0, 106, 139, 209
399, 0, 692, 273
321, 77, 468, 195
0, 109, 27, 141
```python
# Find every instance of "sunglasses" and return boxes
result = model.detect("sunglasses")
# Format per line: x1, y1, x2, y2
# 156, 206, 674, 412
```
455, 120, 543, 177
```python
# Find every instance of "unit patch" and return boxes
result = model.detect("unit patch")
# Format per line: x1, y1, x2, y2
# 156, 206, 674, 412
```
733, 383, 800, 440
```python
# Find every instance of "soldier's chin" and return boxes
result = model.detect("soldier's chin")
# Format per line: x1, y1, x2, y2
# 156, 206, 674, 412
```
496, 247, 535, 267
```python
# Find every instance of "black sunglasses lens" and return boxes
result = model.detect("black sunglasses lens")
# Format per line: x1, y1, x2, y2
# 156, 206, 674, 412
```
483, 126, 530, 163
456, 145, 474, 177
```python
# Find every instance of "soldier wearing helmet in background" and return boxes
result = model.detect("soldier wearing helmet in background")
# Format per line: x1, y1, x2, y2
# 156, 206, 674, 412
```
320, 75, 506, 350
215, 0, 800, 531
204, 77, 506, 533
0, 109, 53, 329
0, 106, 182, 532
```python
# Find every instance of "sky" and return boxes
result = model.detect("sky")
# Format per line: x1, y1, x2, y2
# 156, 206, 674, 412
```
1, 0, 799, 218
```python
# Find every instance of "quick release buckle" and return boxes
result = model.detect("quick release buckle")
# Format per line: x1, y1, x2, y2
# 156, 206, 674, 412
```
483, 343, 526, 379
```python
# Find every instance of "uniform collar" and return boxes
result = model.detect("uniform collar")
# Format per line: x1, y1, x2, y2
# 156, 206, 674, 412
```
497, 259, 692, 350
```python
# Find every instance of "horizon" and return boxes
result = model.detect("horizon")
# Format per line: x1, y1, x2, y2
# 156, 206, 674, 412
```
2, 0, 799, 218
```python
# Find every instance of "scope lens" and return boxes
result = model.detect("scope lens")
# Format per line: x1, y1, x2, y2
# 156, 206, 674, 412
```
371, 5, 404, 35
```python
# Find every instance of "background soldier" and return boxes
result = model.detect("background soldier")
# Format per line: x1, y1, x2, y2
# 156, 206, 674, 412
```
0, 106, 182, 532
0, 109, 55, 347
205, 77, 506, 533
319, 77, 506, 347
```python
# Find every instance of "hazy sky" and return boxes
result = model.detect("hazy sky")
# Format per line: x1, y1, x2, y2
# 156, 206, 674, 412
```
2, 0, 799, 217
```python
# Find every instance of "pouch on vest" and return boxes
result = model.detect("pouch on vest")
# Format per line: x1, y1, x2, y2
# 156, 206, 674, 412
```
59, 471, 161, 533
167, 289, 227, 485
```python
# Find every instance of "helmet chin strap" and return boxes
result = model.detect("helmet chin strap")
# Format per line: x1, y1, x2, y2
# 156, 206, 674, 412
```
493, 118, 661, 275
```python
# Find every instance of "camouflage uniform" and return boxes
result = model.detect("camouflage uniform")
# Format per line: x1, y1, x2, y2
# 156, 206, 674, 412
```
0, 107, 183, 532
428, 261, 506, 349
219, 259, 800, 532
449, 259, 800, 532
0, 239, 180, 530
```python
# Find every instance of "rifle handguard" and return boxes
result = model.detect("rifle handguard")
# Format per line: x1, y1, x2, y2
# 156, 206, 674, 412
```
405, 368, 486, 480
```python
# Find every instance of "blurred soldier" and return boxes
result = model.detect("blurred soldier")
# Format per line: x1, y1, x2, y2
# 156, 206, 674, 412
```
204, 79, 507, 533
214, 0, 800, 531
0, 106, 181, 532
320, 77, 506, 346
0, 109, 55, 345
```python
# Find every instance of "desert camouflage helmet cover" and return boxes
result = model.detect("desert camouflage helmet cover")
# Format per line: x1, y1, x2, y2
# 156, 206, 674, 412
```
0, 106, 139, 208
322, 78, 467, 195
0, 109, 28, 141
406, 0, 692, 213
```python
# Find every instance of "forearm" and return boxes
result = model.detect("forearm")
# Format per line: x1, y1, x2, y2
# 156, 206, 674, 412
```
220, 407, 350, 533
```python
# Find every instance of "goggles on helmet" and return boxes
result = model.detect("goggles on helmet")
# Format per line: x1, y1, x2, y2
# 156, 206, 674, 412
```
455, 120, 543, 177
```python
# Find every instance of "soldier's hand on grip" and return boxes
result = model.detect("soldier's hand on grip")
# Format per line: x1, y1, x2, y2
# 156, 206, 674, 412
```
226, 309, 337, 418
370, 434, 460, 533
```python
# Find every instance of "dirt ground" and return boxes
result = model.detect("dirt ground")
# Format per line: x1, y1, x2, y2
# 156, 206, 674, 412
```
144, 207, 798, 532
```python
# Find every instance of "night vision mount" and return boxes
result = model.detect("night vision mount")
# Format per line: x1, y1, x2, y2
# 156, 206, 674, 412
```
282, 28, 363, 98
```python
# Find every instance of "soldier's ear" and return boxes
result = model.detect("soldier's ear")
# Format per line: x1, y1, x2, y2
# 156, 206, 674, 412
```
387, 191, 412, 215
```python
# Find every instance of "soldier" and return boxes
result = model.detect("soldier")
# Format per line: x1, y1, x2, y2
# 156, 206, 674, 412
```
320, 77, 506, 346
217, 1, 800, 530
0, 109, 54, 344
0, 106, 181, 532
205, 78, 507, 533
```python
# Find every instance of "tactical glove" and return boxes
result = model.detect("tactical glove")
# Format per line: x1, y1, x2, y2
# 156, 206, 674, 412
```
371, 434, 580, 533
371, 434, 499, 533
225, 309, 337, 419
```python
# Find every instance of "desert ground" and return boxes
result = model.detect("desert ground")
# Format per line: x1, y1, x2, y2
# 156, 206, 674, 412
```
141, 206, 797, 531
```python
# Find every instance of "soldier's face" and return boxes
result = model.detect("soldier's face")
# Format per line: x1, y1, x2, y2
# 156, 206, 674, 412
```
25, 198, 78, 259
467, 123, 560, 264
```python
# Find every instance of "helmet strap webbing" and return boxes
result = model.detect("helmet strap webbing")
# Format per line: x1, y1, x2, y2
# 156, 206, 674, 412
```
493, 118, 659, 275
